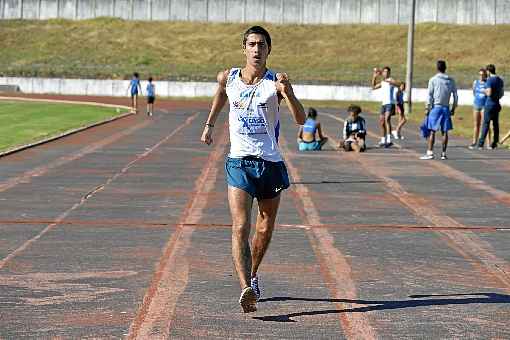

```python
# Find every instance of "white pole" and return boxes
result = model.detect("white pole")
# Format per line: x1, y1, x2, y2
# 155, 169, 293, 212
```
405, 0, 416, 114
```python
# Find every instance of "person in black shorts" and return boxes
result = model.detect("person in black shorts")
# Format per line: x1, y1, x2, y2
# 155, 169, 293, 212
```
146, 77, 156, 116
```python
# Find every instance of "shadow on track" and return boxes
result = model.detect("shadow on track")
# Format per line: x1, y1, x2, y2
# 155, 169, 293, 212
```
253, 293, 510, 322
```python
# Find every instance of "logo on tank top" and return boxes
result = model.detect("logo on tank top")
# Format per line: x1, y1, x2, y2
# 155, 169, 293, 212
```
236, 102, 268, 135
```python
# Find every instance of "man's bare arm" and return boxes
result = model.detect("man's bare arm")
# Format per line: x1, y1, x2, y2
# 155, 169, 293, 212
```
276, 73, 305, 125
371, 71, 382, 90
201, 70, 229, 145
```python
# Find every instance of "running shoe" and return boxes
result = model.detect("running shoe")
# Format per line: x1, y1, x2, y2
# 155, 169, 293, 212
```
392, 130, 400, 140
441, 153, 448, 160
239, 287, 257, 313
420, 153, 434, 160
384, 142, 393, 148
251, 276, 261, 301
378, 141, 386, 147
468, 143, 478, 150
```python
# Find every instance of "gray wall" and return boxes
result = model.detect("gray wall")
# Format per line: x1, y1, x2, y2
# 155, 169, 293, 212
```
1, 0, 509, 24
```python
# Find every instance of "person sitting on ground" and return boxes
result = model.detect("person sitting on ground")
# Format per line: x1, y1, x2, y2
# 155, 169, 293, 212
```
297, 107, 328, 151
339, 105, 367, 152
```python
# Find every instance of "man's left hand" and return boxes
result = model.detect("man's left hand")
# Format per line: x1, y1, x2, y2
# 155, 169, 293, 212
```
276, 73, 293, 98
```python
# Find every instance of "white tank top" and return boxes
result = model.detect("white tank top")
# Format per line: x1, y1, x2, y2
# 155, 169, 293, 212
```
226, 68, 282, 162
380, 79, 396, 105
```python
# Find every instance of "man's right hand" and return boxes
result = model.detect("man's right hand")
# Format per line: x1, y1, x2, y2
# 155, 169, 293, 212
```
201, 126, 213, 145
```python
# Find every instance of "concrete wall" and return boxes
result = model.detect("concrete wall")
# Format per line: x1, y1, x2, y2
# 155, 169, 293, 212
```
3, 76, 510, 107
1, 0, 510, 24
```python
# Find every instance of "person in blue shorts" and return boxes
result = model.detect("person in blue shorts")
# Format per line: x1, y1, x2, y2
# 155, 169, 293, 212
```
420, 60, 458, 160
469, 68, 490, 148
297, 107, 328, 151
127, 72, 142, 113
477, 64, 504, 150
146, 77, 156, 117
200, 26, 305, 313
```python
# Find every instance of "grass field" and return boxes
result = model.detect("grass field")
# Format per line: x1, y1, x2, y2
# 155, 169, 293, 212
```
0, 101, 123, 152
1, 18, 509, 88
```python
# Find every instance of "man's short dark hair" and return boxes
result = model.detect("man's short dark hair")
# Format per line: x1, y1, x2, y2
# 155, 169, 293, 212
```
437, 60, 447, 73
348, 105, 362, 115
486, 64, 496, 74
243, 26, 272, 49
133, 72, 139, 78
307, 107, 317, 119
148, 77, 153, 82
383, 66, 391, 73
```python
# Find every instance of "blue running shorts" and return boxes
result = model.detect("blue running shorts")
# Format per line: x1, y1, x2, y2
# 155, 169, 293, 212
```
225, 156, 290, 200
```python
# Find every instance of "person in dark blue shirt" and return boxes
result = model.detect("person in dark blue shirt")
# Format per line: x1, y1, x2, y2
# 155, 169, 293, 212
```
478, 64, 504, 149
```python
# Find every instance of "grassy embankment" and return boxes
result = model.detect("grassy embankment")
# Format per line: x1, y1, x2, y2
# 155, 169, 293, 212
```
1, 18, 509, 88
1, 19, 509, 144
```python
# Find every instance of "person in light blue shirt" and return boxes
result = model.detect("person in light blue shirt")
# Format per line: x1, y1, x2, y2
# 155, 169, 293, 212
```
297, 107, 328, 151
469, 68, 489, 148
420, 60, 458, 160
146, 77, 156, 117
477, 64, 504, 149
127, 72, 142, 113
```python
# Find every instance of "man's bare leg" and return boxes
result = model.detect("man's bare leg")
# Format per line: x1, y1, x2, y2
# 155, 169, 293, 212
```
428, 131, 436, 151
251, 195, 281, 278
228, 186, 253, 290
396, 113, 407, 136
385, 112, 392, 141
473, 109, 481, 144
442, 131, 448, 153
379, 115, 385, 142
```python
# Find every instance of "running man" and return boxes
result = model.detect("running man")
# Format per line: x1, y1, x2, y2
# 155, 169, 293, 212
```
200, 26, 306, 313
371, 66, 401, 147
420, 60, 458, 160
297, 107, 328, 151
469, 68, 488, 148
146, 77, 156, 116
477, 64, 504, 150
127, 72, 142, 113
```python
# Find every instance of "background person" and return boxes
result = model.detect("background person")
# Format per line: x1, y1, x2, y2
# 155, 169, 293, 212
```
477, 64, 504, 149
372, 66, 401, 147
392, 82, 407, 140
297, 107, 328, 151
420, 60, 458, 160
469, 68, 490, 148
146, 77, 156, 116
339, 105, 366, 152
127, 72, 142, 113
